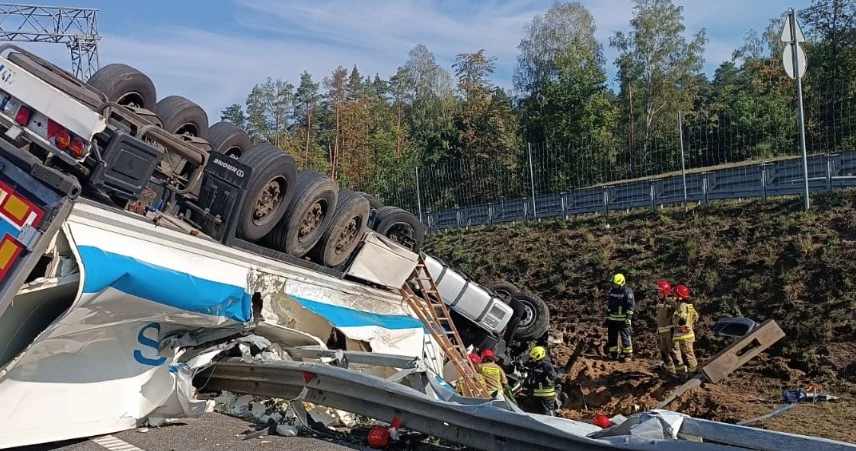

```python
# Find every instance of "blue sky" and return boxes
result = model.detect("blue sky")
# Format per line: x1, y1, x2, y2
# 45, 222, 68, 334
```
18, 0, 811, 120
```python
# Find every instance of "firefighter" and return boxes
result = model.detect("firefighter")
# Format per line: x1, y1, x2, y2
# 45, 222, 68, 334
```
523, 346, 558, 416
479, 349, 512, 399
606, 273, 636, 361
457, 353, 488, 395
654, 280, 680, 375
672, 284, 699, 378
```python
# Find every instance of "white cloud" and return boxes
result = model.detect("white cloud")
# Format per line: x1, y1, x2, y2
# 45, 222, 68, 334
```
11, 0, 813, 120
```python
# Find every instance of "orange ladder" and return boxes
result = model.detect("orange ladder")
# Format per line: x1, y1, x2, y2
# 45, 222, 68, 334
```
400, 255, 490, 399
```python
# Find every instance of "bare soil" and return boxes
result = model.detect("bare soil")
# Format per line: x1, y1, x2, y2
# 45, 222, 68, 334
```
424, 190, 856, 444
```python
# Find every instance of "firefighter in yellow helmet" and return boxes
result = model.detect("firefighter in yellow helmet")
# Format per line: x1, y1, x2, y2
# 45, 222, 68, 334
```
671, 284, 698, 378
606, 273, 636, 361
522, 346, 558, 416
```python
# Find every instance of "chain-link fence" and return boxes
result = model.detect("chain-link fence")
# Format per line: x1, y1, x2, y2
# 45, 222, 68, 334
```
362, 79, 856, 228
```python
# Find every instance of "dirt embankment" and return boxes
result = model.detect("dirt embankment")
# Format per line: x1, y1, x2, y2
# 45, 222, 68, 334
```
424, 191, 856, 443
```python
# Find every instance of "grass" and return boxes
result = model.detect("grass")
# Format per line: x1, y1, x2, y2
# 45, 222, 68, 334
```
424, 190, 856, 385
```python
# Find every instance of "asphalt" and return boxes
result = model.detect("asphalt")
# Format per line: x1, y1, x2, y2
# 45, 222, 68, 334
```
11, 413, 374, 451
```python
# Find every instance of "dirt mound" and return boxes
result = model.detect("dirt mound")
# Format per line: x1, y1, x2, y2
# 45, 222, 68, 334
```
425, 191, 856, 443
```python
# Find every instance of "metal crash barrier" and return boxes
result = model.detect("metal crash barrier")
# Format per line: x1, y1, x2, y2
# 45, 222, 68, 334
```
198, 358, 856, 451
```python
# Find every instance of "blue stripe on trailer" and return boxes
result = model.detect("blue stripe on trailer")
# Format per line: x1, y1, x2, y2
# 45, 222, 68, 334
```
77, 245, 252, 323
291, 295, 424, 331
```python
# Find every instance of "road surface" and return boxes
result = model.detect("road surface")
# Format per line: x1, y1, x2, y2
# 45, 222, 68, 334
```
12, 413, 461, 451
12, 413, 373, 451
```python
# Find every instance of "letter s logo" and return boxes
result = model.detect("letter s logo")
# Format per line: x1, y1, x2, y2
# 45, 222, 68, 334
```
134, 322, 167, 366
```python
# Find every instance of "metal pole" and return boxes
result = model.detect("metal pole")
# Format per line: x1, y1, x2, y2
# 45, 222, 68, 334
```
678, 111, 688, 210
789, 8, 810, 212
415, 166, 423, 223
527, 142, 537, 218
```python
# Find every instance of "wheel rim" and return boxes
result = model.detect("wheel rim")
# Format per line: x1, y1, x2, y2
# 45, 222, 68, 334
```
253, 176, 286, 226
117, 92, 145, 109
519, 300, 536, 328
334, 216, 362, 255
225, 146, 242, 159
175, 122, 200, 138
385, 222, 415, 247
298, 200, 328, 242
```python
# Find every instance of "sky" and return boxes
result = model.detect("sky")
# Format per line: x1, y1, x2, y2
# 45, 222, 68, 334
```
13, 0, 812, 120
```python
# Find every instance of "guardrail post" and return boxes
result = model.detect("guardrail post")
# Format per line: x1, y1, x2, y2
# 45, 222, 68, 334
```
761, 164, 768, 202
487, 203, 493, 225
826, 154, 833, 192
701, 173, 709, 206
455, 208, 462, 229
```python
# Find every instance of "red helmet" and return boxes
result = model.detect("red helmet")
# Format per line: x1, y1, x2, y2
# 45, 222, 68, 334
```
469, 353, 482, 365
480, 349, 495, 360
674, 284, 690, 299
656, 280, 672, 296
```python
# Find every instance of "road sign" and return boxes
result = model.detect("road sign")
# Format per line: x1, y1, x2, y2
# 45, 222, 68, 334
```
780, 14, 806, 42
783, 42, 807, 79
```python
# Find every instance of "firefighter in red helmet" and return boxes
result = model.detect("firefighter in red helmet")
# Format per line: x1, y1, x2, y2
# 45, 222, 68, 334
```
653, 280, 680, 376
671, 284, 698, 378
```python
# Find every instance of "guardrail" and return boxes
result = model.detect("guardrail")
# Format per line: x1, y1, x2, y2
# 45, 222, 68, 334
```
424, 152, 856, 231
199, 358, 856, 451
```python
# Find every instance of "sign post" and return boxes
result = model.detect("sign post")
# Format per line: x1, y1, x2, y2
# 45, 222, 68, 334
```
781, 8, 810, 211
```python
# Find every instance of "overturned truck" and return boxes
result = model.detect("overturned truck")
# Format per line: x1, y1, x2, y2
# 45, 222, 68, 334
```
0, 45, 549, 447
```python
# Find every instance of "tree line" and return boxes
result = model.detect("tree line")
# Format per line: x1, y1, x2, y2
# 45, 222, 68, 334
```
220, 0, 856, 212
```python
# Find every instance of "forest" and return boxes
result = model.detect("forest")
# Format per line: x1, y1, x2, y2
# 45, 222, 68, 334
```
218, 0, 856, 213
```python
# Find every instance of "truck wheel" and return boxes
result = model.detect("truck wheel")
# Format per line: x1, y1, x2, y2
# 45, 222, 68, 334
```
487, 281, 520, 301
208, 122, 251, 158
373, 206, 425, 252
155, 95, 209, 140
510, 291, 550, 341
309, 189, 369, 267
266, 170, 339, 258
358, 192, 383, 228
237, 143, 298, 241
87, 63, 157, 110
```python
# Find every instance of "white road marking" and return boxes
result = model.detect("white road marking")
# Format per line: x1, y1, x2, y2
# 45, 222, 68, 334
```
90, 435, 145, 451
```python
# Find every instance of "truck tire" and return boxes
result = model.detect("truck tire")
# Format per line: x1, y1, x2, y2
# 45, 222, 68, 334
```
358, 192, 383, 228
309, 188, 369, 267
487, 281, 520, 301
86, 63, 157, 110
266, 170, 339, 258
237, 143, 298, 241
155, 95, 209, 140
373, 206, 425, 252
208, 121, 251, 159
510, 291, 550, 342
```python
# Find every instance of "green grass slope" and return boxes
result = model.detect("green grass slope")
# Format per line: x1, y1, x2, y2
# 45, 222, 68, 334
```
424, 191, 856, 384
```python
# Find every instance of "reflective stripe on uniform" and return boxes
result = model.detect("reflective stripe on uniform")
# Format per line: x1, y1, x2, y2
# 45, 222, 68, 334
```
622, 346, 633, 353
534, 387, 556, 398
673, 331, 695, 341
658, 326, 673, 333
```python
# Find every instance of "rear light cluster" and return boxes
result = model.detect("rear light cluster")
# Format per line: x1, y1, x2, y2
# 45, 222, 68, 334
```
15, 105, 87, 159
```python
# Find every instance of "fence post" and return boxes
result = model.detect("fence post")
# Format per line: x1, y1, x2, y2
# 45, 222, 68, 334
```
678, 111, 688, 211
701, 173, 709, 206
527, 142, 537, 219
603, 187, 609, 215
826, 155, 833, 192
761, 164, 768, 202
650, 182, 656, 212
414, 166, 423, 224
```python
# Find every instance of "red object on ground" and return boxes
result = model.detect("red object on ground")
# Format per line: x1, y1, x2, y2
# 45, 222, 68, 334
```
592, 414, 613, 428
368, 426, 390, 448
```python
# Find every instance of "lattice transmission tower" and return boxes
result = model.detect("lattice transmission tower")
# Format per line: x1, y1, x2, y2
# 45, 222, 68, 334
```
0, 3, 100, 80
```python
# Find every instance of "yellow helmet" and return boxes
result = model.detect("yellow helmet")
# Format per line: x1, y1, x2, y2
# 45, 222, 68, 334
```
529, 346, 547, 361
611, 273, 626, 286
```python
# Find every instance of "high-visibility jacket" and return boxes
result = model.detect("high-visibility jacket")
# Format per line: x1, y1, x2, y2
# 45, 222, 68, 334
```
607, 286, 636, 322
673, 299, 698, 341
479, 362, 508, 393
526, 360, 557, 398
656, 296, 677, 334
